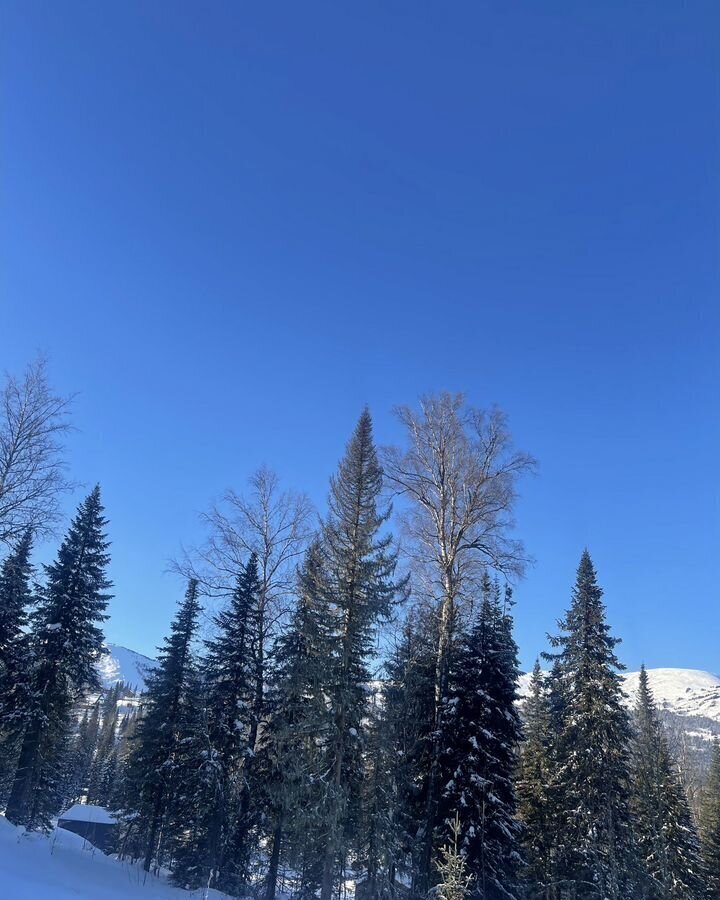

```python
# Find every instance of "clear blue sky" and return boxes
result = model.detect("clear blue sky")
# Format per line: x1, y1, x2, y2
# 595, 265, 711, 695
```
1, 2, 718, 672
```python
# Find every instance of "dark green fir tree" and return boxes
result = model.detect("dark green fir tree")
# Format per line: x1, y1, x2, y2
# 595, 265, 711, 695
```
630, 665, 705, 899
317, 408, 404, 900
517, 661, 554, 898
440, 577, 524, 900
700, 740, 720, 898
258, 540, 334, 900
0, 528, 34, 791
380, 603, 439, 899
545, 550, 638, 899
124, 578, 202, 872
5, 487, 111, 829
172, 554, 262, 895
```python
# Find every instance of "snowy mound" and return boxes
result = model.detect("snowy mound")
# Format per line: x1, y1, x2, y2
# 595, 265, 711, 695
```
96, 644, 156, 693
0, 814, 230, 900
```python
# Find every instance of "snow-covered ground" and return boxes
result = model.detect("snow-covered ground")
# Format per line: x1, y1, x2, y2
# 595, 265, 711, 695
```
97, 644, 156, 693
0, 815, 230, 900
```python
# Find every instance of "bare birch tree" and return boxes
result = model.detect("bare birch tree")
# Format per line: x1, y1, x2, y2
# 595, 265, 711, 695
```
382, 392, 534, 897
177, 465, 313, 715
0, 358, 73, 546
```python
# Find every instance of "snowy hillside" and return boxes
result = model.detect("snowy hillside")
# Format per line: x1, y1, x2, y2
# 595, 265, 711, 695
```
0, 816, 230, 900
518, 666, 720, 771
96, 644, 156, 693
519, 666, 720, 725
622, 668, 720, 722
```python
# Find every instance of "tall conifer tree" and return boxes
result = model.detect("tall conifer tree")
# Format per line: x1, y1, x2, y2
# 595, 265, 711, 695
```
630, 665, 705, 899
517, 662, 554, 898
545, 550, 638, 899
317, 409, 403, 900
382, 606, 438, 896
259, 540, 334, 900
440, 577, 523, 900
700, 740, 720, 898
124, 579, 202, 872
172, 555, 262, 894
0, 529, 34, 785
5, 487, 111, 829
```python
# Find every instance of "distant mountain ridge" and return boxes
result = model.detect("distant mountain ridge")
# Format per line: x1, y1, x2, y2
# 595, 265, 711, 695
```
519, 666, 720, 774
99, 644, 720, 767
97, 643, 156, 693
518, 666, 720, 728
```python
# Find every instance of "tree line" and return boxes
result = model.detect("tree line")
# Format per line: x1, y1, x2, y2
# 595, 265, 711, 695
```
0, 359, 719, 900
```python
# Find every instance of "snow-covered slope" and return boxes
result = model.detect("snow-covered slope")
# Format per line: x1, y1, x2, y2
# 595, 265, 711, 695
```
622, 668, 720, 722
96, 644, 156, 693
519, 666, 720, 725
518, 667, 720, 772
0, 815, 230, 900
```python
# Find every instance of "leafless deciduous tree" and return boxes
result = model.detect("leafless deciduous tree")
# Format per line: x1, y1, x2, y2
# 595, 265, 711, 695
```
0, 358, 73, 546
181, 465, 313, 607
177, 465, 313, 717
382, 392, 535, 895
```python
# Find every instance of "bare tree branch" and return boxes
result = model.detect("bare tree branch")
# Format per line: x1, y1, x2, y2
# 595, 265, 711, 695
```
0, 357, 74, 546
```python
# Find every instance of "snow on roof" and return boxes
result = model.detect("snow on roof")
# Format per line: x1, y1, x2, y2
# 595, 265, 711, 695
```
58, 804, 117, 825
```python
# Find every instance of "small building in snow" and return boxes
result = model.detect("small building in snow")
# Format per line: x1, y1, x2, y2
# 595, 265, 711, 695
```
57, 804, 118, 853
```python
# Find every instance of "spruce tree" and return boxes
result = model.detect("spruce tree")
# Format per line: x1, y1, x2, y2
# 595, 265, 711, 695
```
545, 550, 638, 899
258, 541, 334, 900
124, 578, 202, 872
317, 408, 403, 900
700, 740, 720, 898
630, 665, 705, 899
5, 486, 111, 829
88, 684, 121, 806
355, 686, 397, 900
440, 577, 523, 900
172, 554, 262, 894
517, 662, 554, 898
435, 813, 473, 900
62, 701, 100, 806
0, 529, 34, 788
382, 605, 438, 896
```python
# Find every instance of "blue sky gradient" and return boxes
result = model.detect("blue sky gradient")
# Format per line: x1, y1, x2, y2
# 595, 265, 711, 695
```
1, 1, 718, 671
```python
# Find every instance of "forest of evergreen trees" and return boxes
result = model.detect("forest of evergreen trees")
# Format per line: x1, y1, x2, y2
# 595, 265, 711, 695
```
1, 359, 720, 900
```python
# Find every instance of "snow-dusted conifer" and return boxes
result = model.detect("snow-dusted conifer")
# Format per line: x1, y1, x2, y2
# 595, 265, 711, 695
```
630, 665, 705, 899
545, 550, 638, 899
700, 740, 720, 897
317, 409, 403, 900
88, 684, 122, 806
258, 540, 334, 900
5, 487, 111, 829
172, 554, 262, 894
0, 529, 34, 787
440, 576, 523, 900
382, 605, 438, 895
435, 813, 473, 900
124, 579, 201, 872
517, 661, 554, 897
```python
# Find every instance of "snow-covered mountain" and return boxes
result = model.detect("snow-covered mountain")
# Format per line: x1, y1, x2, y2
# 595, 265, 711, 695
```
519, 666, 720, 726
96, 644, 156, 694
519, 666, 720, 771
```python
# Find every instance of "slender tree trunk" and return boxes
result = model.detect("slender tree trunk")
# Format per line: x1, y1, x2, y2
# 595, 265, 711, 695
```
5, 722, 39, 824
265, 816, 284, 900
414, 575, 455, 899
143, 784, 165, 873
